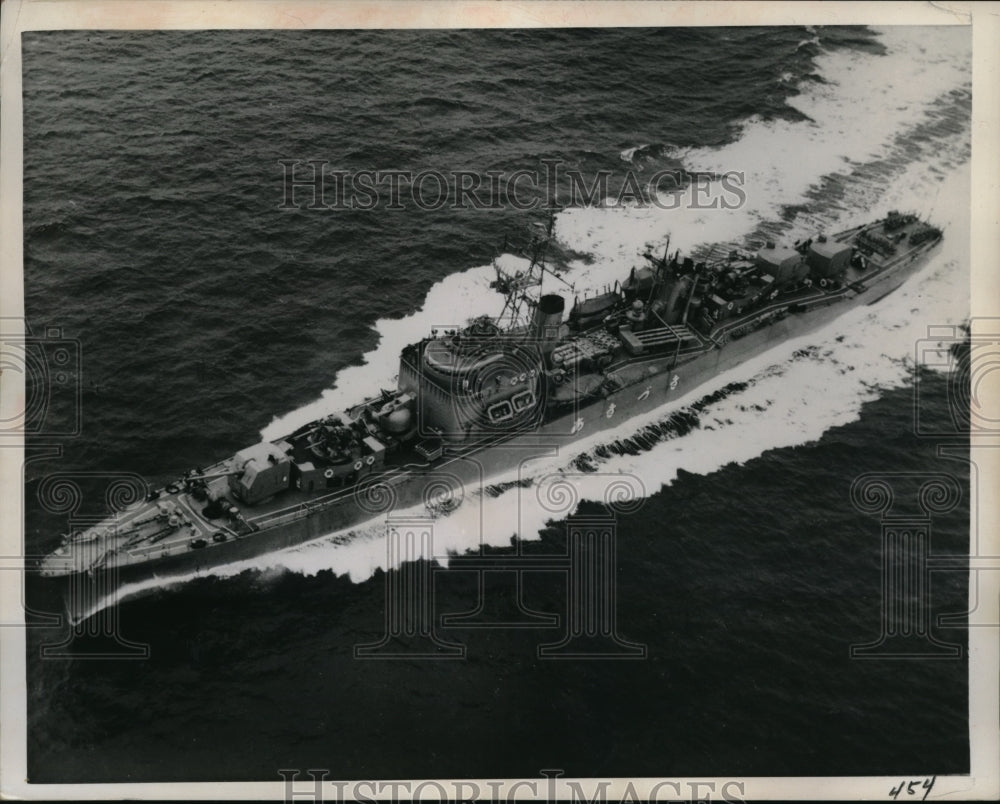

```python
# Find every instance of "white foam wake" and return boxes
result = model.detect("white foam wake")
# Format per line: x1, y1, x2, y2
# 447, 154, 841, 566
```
90, 28, 971, 612
677, 25, 971, 227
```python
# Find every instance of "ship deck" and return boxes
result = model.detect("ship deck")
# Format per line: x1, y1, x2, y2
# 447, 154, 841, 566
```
40, 214, 941, 579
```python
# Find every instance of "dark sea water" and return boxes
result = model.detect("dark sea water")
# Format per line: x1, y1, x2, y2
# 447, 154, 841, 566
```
21, 27, 972, 783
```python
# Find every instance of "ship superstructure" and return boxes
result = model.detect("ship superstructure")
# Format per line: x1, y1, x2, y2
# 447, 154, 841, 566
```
39, 211, 943, 587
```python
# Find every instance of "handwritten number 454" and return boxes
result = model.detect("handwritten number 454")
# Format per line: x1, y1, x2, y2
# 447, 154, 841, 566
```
890, 777, 936, 801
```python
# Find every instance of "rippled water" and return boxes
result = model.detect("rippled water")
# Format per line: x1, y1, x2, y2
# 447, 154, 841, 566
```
22, 25, 971, 782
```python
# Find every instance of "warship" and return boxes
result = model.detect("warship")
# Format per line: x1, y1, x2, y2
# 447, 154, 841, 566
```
38, 211, 943, 599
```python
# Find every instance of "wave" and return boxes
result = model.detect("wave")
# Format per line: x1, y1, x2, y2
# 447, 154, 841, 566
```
674, 25, 970, 229
619, 144, 648, 164
76, 28, 972, 616
254, 25, 970, 568
261, 164, 968, 587
84, 154, 967, 621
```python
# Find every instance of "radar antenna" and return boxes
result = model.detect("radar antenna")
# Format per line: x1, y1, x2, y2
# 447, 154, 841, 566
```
642, 234, 672, 279
490, 210, 572, 330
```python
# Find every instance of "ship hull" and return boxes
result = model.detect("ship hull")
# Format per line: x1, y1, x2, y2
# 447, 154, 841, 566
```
34, 234, 941, 619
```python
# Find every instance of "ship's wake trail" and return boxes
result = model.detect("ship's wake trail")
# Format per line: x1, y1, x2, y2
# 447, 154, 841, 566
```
73, 27, 973, 620
107, 162, 967, 607
258, 28, 970, 449
82, 202, 968, 620
254, 153, 969, 582
569, 26, 971, 279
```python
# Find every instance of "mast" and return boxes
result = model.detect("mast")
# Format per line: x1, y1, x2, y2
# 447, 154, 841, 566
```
489, 210, 570, 331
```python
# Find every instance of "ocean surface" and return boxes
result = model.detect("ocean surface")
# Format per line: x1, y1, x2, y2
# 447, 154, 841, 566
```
21, 26, 972, 782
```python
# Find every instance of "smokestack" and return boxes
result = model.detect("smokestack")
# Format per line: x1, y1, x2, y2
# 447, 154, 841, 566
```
533, 294, 565, 341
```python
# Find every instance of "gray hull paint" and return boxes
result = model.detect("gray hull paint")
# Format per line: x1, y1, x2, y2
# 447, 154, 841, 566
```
54, 240, 939, 602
